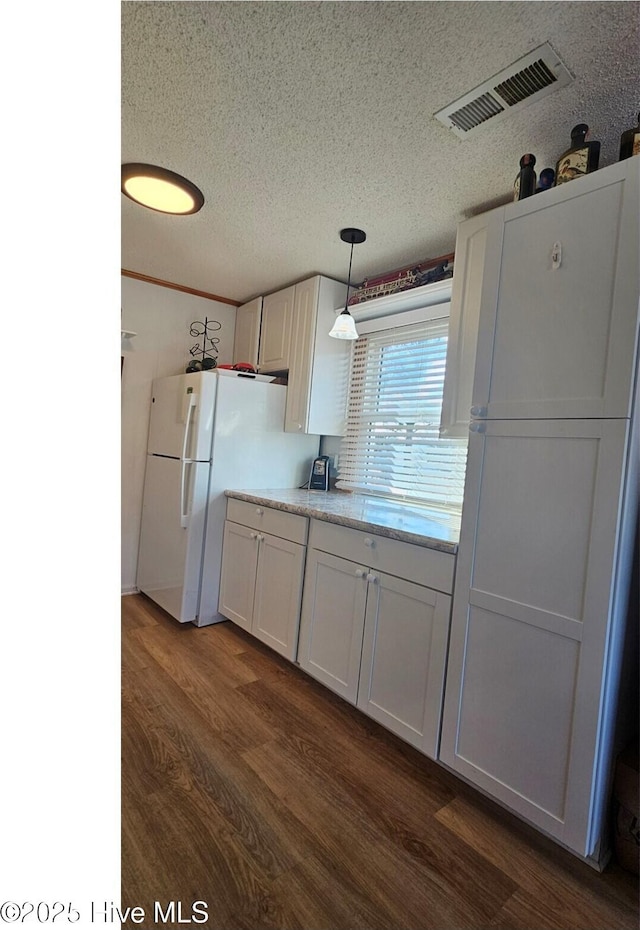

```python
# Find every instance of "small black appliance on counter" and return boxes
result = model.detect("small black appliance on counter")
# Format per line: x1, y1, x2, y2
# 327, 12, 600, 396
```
309, 456, 330, 491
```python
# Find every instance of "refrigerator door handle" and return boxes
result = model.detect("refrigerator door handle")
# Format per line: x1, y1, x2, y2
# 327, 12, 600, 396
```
179, 393, 198, 528
181, 391, 197, 461
180, 460, 193, 528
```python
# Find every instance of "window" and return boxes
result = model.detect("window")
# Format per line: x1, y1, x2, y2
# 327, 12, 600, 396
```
336, 313, 467, 509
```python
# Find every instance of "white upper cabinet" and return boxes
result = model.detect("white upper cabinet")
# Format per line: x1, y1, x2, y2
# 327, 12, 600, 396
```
258, 285, 296, 372
233, 296, 262, 368
284, 277, 320, 434
472, 158, 640, 420
440, 210, 497, 436
284, 275, 349, 436
254, 275, 349, 434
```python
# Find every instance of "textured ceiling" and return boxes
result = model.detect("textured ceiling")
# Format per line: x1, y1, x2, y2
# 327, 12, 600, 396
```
121, 1, 640, 305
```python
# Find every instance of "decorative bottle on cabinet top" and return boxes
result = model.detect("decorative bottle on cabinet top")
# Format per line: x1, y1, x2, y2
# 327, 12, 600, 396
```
513, 154, 537, 201
619, 113, 640, 160
536, 167, 555, 193
555, 123, 600, 185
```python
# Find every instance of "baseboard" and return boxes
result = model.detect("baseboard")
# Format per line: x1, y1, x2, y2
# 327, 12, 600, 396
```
121, 586, 139, 596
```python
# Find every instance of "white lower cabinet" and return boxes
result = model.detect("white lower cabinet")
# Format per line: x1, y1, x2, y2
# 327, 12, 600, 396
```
297, 548, 369, 704
358, 571, 451, 759
218, 500, 308, 661
298, 520, 454, 759
439, 418, 633, 858
218, 520, 260, 632
253, 532, 306, 659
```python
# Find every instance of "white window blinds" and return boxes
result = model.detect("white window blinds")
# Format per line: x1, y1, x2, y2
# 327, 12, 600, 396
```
336, 319, 467, 508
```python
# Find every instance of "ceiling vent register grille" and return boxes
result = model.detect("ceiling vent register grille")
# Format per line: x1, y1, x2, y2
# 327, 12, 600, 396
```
435, 43, 573, 139
449, 94, 504, 133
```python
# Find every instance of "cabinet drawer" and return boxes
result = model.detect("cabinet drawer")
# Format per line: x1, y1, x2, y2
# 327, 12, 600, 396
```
226, 498, 308, 545
309, 519, 454, 593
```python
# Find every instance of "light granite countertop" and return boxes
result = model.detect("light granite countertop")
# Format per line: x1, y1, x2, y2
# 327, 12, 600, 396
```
224, 488, 460, 554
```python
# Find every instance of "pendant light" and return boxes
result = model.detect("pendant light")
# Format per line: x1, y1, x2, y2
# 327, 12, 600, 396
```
329, 227, 366, 339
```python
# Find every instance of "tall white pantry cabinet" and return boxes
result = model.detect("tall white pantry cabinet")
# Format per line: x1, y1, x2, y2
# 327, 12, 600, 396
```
440, 157, 639, 866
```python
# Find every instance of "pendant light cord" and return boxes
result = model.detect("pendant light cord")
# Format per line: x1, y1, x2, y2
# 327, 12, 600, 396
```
344, 239, 354, 312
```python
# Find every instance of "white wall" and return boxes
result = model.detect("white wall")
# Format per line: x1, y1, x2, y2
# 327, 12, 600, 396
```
121, 276, 237, 593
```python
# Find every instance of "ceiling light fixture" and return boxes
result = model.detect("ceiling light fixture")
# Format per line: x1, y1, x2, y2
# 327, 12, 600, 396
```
329, 227, 366, 340
121, 163, 205, 215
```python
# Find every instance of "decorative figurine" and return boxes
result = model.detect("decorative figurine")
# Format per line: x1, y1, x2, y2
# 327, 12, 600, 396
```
514, 154, 537, 201
555, 124, 600, 186
536, 167, 556, 193
618, 113, 640, 160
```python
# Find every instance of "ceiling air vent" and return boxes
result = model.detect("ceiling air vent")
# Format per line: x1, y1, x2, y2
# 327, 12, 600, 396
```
434, 43, 573, 139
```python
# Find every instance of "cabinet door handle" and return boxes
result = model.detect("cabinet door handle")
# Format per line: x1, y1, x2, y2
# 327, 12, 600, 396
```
363, 537, 375, 549
255, 507, 264, 515
469, 421, 486, 433
250, 532, 258, 539
470, 406, 487, 418
257, 534, 264, 542
366, 573, 378, 584
355, 568, 365, 578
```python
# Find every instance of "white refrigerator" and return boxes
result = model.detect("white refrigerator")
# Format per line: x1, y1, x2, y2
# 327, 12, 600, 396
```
136, 370, 319, 626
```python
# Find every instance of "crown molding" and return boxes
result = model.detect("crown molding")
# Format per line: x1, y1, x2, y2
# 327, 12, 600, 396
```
121, 269, 241, 306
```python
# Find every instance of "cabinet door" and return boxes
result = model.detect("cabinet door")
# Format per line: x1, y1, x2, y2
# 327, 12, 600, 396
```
358, 572, 451, 759
217, 521, 259, 631
284, 276, 350, 436
301, 276, 350, 436
298, 549, 368, 704
284, 277, 318, 434
440, 418, 630, 856
258, 285, 295, 372
253, 533, 305, 661
440, 210, 499, 437
233, 297, 262, 368
473, 160, 639, 420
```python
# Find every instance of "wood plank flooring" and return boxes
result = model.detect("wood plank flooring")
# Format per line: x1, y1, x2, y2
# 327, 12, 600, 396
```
122, 594, 638, 929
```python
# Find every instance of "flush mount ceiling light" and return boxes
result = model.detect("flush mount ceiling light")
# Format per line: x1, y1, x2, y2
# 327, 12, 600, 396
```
121, 163, 205, 215
329, 227, 366, 340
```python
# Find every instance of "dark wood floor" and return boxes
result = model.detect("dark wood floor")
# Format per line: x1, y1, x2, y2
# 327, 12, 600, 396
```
122, 594, 638, 930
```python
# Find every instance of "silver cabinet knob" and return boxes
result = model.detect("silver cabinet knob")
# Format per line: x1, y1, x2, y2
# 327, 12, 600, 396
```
363, 537, 375, 549
255, 507, 263, 515
355, 568, 365, 578
366, 573, 378, 584
470, 406, 487, 418
469, 422, 486, 433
